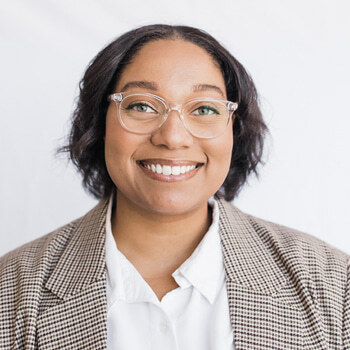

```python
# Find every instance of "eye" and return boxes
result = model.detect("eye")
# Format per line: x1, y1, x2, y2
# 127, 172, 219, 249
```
126, 103, 157, 113
192, 105, 219, 116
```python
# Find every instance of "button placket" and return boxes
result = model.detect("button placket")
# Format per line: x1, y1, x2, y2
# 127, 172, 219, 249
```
159, 320, 168, 333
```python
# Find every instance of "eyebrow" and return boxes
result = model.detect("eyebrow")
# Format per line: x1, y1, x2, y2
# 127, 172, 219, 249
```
192, 84, 225, 98
120, 81, 225, 98
120, 81, 158, 92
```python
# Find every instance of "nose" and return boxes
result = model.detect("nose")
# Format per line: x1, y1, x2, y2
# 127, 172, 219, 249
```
150, 108, 194, 149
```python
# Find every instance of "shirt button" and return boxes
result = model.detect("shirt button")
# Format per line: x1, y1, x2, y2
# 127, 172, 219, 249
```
159, 321, 168, 332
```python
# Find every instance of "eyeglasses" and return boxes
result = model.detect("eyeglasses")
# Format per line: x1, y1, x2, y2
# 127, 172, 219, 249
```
108, 92, 238, 139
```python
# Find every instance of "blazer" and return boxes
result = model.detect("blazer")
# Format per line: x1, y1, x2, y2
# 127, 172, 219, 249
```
0, 194, 349, 349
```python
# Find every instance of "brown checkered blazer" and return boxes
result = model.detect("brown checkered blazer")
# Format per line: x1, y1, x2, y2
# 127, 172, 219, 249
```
1, 194, 349, 349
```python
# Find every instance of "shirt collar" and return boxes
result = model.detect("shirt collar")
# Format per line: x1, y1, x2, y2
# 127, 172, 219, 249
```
171, 196, 224, 304
105, 196, 157, 306
105, 195, 224, 306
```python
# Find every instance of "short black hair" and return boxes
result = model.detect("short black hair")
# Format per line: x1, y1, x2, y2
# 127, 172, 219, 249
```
59, 24, 268, 201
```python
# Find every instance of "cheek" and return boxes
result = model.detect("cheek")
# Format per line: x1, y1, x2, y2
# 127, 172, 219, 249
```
223, 122, 234, 164
104, 111, 135, 181
204, 127, 233, 186
210, 129, 233, 165
105, 115, 124, 163
105, 110, 150, 187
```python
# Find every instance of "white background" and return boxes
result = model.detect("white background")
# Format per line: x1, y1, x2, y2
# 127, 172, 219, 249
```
0, 0, 349, 256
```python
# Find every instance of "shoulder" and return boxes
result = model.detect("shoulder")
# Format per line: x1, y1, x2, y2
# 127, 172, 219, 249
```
250, 210, 349, 291
0, 218, 78, 347
247, 208, 349, 269
0, 198, 109, 347
218, 195, 349, 262
0, 218, 79, 291
215, 195, 350, 346
0, 198, 108, 272
0, 197, 108, 289
216, 195, 349, 292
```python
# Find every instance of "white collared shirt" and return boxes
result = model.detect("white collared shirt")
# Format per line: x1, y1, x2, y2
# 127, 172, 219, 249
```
105, 196, 235, 349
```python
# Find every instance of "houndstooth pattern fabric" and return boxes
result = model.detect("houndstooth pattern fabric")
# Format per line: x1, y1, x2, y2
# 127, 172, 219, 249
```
0, 194, 349, 349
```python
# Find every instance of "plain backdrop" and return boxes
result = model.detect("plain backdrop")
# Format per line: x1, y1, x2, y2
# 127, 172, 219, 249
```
0, 0, 349, 256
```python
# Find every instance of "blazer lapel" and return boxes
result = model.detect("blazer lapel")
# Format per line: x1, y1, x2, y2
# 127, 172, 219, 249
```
36, 193, 328, 349
36, 199, 109, 349
216, 195, 327, 349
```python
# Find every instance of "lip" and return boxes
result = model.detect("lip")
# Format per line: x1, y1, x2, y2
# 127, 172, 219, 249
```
138, 159, 204, 166
136, 159, 204, 182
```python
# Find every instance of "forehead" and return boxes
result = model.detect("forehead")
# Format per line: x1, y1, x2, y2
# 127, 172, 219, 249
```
115, 39, 226, 98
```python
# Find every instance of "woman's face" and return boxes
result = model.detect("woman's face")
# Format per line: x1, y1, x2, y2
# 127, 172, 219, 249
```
105, 39, 233, 215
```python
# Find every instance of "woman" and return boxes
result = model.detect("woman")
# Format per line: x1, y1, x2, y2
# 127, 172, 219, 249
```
0, 24, 349, 349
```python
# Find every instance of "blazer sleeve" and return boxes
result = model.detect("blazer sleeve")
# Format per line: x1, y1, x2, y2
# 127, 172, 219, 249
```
344, 258, 350, 348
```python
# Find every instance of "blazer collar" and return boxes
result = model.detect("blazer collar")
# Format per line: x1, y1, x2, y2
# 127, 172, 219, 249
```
45, 194, 286, 300
215, 193, 286, 295
45, 198, 109, 300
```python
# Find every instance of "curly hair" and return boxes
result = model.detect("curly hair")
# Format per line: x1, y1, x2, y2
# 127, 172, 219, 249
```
59, 24, 268, 201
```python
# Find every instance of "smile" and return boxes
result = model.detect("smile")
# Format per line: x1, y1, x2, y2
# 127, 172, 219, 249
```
136, 159, 204, 182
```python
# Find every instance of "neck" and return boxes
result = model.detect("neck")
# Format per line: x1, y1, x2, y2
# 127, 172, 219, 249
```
111, 190, 212, 277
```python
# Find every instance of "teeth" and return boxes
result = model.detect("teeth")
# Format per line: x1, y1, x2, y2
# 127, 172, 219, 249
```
171, 166, 181, 175
143, 163, 198, 175
163, 165, 171, 175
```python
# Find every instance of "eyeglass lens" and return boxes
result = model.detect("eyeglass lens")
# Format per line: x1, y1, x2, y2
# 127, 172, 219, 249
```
119, 94, 230, 138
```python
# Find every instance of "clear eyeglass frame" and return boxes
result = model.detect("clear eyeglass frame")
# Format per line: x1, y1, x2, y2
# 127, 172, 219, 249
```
108, 92, 238, 139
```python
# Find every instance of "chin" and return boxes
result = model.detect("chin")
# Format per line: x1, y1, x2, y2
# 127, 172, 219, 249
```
141, 191, 203, 216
